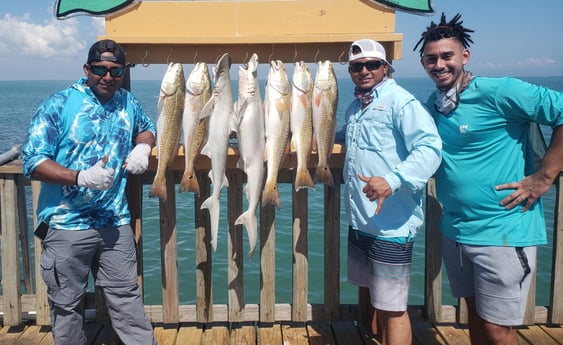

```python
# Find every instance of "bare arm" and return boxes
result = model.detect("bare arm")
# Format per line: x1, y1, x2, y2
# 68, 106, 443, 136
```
497, 125, 563, 211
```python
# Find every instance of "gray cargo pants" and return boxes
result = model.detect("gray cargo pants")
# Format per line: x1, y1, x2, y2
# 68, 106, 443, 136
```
40, 225, 156, 345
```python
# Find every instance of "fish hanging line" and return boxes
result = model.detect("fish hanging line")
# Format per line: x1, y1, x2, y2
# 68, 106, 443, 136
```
338, 44, 348, 65
141, 47, 150, 67
268, 44, 275, 62
215, 48, 222, 65
166, 47, 173, 64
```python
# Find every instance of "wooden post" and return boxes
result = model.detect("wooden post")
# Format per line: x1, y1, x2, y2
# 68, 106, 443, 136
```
31, 180, 50, 325
0, 174, 22, 325
424, 178, 443, 322
292, 179, 308, 322
260, 204, 276, 323
227, 169, 244, 322
160, 170, 179, 322
549, 173, 563, 324
323, 176, 340, 320
195, 170, 212, 322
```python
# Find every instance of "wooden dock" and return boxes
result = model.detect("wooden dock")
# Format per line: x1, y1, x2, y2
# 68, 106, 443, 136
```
1, 145, 562, 344
1, 317, 563, 344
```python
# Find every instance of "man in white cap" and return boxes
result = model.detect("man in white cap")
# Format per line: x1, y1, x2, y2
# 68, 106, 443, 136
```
338, 39, 442, 345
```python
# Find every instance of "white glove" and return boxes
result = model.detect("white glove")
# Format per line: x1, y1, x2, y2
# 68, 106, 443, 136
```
77, 159, 115, 190
125, 143, 152, 174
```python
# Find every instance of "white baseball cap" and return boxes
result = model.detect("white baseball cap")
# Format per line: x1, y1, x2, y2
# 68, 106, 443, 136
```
348, 39, 395, 73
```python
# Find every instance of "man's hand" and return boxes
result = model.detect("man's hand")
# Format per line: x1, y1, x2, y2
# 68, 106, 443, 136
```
124, 143, 152, 174
77, 156, 114, 190
497, 172, 554, 212
359, 174, 392, 214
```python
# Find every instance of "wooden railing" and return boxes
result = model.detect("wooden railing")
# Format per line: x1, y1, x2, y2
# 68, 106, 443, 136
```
1, 145, 562, 327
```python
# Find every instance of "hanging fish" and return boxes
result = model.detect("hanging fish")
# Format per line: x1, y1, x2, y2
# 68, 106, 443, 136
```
233, 53, 265, 257
199, 53, 235, 251
179, 62, 211, 195
150, 62, 185, 201
262, 60, 291, 209
312, 60, 338, 186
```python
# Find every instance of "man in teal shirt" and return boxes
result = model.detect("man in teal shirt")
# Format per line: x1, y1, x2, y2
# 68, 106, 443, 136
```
415, 13, 563, 345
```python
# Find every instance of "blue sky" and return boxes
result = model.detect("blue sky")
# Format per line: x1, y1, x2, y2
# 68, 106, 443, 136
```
1, 0, 562, 80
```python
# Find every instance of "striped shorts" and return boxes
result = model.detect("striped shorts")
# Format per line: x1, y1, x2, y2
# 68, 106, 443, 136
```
347, 227, 414, 312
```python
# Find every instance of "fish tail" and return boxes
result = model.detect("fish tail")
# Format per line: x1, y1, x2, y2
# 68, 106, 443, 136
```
235, 211, 258, 258
261, 183, 281, 209
314, 164, 334, 186
149, 176, 168, 201
294, 168, 315, 192
201, 196, 219, 251
179, 171, 200, 196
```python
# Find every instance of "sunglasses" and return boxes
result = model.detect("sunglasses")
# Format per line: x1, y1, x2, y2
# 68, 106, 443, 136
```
349, 60, 384, 73
88, 65, 125, 77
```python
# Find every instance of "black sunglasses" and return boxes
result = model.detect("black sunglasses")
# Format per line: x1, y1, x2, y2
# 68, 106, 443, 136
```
88, 65, 125, 77
349, 60, 384, 73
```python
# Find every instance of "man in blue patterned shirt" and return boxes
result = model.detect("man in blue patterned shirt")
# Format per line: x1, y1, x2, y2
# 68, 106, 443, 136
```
22, 39, 156, 345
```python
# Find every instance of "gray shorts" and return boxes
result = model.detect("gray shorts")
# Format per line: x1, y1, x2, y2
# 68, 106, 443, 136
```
347, 227, 413, 312
442, 234, 536, 326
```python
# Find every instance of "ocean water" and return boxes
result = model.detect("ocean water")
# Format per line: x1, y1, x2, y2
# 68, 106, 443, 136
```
1, 74, 561, 308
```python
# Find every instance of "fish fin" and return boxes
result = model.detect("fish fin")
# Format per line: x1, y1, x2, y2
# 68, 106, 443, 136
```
179, 171, 200, 196
200, 143, 211, 159
237, 99, 248, 120
235, 210, 258, 258
314, 164, 334, 186
207, 169, 214, 184
199, 96, 215, 120
236, 157, 245, 171
149, 178, 168, 202
201, 195, 219, 251
261, 184, 281, 209
289, 138, 297, 152
311, 137, 318, 153
201, 196, 212, 211
294, 169, 315, 191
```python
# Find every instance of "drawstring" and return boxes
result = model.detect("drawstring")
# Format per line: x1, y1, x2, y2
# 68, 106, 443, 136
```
515, 247, 531, 286
456, 241, 463, 272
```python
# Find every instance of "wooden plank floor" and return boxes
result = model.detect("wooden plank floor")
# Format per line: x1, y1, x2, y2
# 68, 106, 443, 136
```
1, 321, 562, 345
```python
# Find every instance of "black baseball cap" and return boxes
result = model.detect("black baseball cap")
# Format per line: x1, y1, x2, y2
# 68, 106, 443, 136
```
87, 39, 126, 65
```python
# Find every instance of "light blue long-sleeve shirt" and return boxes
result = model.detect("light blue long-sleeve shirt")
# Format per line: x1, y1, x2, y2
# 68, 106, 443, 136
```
341, 79, 442, 239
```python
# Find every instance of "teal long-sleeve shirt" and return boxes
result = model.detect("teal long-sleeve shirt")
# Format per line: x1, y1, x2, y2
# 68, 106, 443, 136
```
341, 79, 442, 239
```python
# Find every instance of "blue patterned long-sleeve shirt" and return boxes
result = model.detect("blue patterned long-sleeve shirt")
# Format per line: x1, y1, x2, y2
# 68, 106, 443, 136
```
22, 78, 155, 230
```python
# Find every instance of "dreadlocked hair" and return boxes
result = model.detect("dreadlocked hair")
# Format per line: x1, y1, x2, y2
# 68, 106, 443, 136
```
413, 12, 474, 56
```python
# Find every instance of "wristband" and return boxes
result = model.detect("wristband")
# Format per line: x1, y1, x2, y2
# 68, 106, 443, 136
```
75, 171, 80, 186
